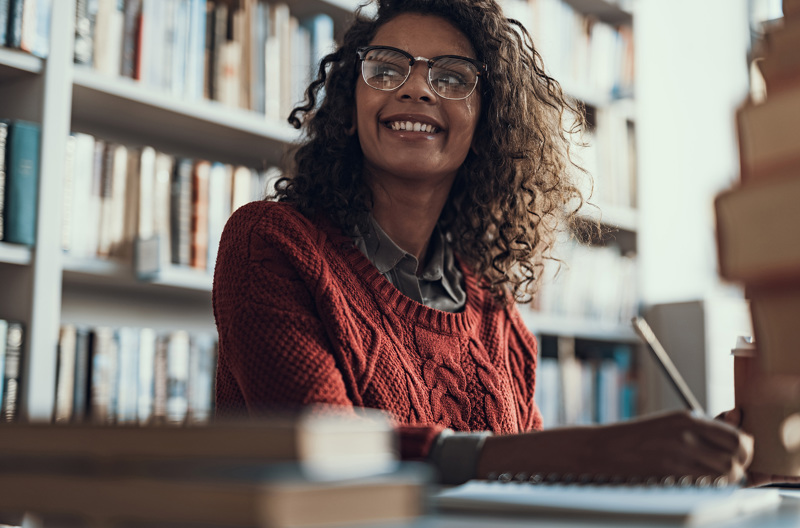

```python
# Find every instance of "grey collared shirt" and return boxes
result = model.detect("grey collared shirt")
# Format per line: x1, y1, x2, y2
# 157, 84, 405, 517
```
353, 216, 466, 313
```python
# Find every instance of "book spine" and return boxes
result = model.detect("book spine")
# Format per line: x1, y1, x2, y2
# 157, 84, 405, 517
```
120, 0, 142, 78
19, 0, 37, 52
187, 334, 215, 424
0, 0, 10, 46
170, 158, 193, 266
60, 135, 77, 251
4, 121, 41, 246
166, 331, 190, 424
115, 327, 139, 424
32, 0, 52, 58
0, 321, 8, 413
89, 327, 118, 424
54, 325, 78, 423
96, 142, 115, 258
152, 334, 168, 424
0, 121, 8, 241
71, 326, 91, 422
2, 322, 23, 423
137, 328, 156, 424
73, 0, 90, 64
191, 160, 210, 270
187, 0, 207, 100
6, 0, 23, 49
203, 0, 215, 99
211, 2, 227, 102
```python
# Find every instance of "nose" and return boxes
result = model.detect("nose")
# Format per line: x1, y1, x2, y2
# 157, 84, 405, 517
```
396, 62, 436, 102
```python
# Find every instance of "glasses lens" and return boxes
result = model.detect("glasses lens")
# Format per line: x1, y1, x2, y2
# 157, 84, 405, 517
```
430, 57, 479, 99
361, 48, 409, 91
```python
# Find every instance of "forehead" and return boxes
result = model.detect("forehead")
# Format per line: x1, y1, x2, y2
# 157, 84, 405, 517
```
369, 13, 477, 59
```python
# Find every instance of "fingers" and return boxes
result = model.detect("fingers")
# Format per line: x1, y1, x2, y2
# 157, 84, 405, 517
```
748, 472, 800, 488
641, 412, 753, 483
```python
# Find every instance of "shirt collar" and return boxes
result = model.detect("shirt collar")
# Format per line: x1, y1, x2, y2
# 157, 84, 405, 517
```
358, 215, 446, 280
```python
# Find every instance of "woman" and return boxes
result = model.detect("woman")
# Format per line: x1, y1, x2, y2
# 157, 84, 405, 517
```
213, 0, 753, 485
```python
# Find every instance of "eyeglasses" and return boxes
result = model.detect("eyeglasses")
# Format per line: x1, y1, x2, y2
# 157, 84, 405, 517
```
356, 45, 487, 100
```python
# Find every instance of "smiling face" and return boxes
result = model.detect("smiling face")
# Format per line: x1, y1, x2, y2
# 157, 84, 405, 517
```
354, 13, 482, 190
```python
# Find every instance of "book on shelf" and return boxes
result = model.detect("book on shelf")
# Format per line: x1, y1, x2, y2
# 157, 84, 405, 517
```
0, 319, 23, 423
5, 0, 23, 49
2, 119, 40, 246
433, 479, 781, 525
73, 0, 95, 65
714, 175, 800, 286
0, 0, 9, 46
0, 120, 7, 242
73, 0, 335, 117
54, 324, 217, 426
536, 337, 637, 428
5, 0, 51, 57
93, 0, 124, 75
502, 0, 634, 101
532, 239, 637, 326
62, 131, 280, 277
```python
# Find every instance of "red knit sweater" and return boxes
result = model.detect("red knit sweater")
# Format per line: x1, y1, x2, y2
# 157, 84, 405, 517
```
212, 201, 543, 459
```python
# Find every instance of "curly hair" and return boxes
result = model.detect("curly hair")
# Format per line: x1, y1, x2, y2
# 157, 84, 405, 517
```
273, 0, 591, 305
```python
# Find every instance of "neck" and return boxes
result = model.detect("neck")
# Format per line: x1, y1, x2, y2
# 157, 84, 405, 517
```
367, 173, 453, 265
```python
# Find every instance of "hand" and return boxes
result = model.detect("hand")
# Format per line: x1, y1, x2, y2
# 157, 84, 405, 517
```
717, 407, 800, 487
477, 411, 753, 484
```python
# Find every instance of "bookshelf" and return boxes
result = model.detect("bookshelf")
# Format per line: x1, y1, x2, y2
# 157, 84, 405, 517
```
0, 0, 642, 426
71, 69, 299, 167
0, 0, 352, 423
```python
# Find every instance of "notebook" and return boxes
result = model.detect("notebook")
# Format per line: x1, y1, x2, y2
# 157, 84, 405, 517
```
433, 480, 782, 525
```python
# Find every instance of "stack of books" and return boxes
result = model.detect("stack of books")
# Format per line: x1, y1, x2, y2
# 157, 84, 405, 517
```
714, 0, 800, 477
0, 407, 425, 527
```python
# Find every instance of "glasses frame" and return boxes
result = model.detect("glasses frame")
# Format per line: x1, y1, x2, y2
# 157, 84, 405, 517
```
356, 45, 488, 100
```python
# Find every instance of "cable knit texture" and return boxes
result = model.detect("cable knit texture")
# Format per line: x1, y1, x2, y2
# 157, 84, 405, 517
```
213, 201, 543, 459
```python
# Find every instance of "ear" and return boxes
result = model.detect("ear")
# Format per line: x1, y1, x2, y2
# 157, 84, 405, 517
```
347, 106, 358, 136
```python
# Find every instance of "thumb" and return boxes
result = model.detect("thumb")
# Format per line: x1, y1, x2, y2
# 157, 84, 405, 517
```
719, 407, 743, 428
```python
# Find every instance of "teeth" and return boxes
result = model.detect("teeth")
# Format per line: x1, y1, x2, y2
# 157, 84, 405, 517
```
387, 121, 437, 133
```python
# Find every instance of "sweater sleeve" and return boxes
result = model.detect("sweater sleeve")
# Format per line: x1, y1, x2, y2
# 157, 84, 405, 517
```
212, 204, 444, 459
213, 205, 356, 413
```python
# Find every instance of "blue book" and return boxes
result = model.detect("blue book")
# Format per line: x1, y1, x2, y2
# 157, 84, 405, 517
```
0, 0, 10, 46
31, 0, 52, 58
4, 120, 41, 246
0, 120, 8, 241
301, 13, 335, 80
6, 0, 23, 48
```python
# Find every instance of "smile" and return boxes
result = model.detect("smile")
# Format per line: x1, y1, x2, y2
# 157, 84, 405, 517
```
385, 121, 439, 133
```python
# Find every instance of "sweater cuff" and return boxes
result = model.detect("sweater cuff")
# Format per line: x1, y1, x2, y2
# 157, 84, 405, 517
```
427, 429, 493, 485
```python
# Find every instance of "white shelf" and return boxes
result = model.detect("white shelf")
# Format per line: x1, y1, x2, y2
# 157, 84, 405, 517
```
62, 256, 212, 295
144, 267, 213, 292
71, 69, 300, 167
0, 47, 43, 79
519, 309, 639, 343
0, 242, 32, 265
562, 0, 633, 26
580, 204, 638, 232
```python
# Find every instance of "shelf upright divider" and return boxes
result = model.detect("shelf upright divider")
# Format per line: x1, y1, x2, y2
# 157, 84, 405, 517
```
22, 0, 77, 422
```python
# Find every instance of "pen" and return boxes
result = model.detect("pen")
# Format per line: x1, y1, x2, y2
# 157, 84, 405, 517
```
631, 317, 706, 417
